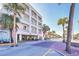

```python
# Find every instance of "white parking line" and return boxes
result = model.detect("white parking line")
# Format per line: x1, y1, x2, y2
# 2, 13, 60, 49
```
43, 48, 52, 56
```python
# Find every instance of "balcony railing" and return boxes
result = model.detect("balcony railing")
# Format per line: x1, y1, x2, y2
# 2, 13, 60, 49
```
38, 29, 42, 34
31, 18, 37, 26
32, 10, 37, 19
38, 22, 42, 28
38, 16, 42, 22
20, 15, 29, 24
31, 26, 37, 34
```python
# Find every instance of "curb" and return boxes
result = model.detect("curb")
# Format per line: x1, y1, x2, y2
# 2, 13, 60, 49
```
54, 49, 65, 56
43, 48, 65, 56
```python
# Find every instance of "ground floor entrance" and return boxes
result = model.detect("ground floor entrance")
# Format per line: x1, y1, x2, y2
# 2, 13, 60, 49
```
17, 34, 40, 42
22, 35, 38, 41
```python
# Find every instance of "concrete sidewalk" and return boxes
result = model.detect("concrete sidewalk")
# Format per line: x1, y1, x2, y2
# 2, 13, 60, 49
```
50, 41, 79, 56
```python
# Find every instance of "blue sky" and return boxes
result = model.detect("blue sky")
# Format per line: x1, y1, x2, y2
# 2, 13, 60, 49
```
31, 3, 79, 35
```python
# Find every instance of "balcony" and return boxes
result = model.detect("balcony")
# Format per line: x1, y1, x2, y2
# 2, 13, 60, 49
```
31, 26, 37, 34
31, 10, 37, 19
38, 22, 42, 28
31, 18, 37, 26
17, 23, 30, 34
38, 16, 42, 22
38, 29, 42, 35
20, 15, 29, 24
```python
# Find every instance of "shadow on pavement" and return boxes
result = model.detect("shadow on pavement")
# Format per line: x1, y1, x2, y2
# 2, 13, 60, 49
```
71, 42, 79, 47
32, 41, 55, 48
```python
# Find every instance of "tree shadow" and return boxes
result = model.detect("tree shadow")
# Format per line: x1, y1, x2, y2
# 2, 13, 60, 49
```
71, 42, 79, 47
32, 41, 57, 48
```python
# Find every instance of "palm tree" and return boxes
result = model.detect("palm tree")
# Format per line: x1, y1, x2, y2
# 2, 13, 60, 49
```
1, 13, 19, 44
3, 3, 26, 45
58, 17, 68, 42
52, 31, 56, 34
66, 3, 75, 53
42, 24, 50, 39
0, 19, 4, 29
52, 30, 56, 38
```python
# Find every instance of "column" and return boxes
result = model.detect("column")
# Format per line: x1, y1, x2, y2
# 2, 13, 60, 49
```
19, 34, 22, 41
29, 6, 32, 34
37, 15, 39, 40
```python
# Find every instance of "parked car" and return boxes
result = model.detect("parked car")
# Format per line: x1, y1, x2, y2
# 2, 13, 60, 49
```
0, 30, 11, 43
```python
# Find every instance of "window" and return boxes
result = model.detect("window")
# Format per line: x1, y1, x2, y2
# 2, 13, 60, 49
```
38, 29, 42, 34
23, 24, 29, 32
23, 26, 26, 30
32, 10, 37, 18
38, 16, 42, 22
38, 22, 42, 28
31, 26, 37, 34
26, 25, 29, 32
23, 15, 29, 23
31, 18, 37, 26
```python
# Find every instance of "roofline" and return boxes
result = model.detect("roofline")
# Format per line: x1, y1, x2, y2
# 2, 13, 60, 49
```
25, 3, 42, 18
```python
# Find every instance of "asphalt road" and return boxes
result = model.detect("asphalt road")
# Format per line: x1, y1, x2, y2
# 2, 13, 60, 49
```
0, 40, 63, 56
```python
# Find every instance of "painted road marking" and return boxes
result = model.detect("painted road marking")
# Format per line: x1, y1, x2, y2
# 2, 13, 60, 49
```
43, 48, 52, 56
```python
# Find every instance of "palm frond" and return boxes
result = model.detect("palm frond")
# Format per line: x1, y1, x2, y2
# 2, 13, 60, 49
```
3, 3, 12, 12
3, 3, 26, 17
1, 13, 20, 29
58, 17, 68, 26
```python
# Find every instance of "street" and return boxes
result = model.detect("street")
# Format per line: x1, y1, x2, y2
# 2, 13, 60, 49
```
0, 40, 63, 56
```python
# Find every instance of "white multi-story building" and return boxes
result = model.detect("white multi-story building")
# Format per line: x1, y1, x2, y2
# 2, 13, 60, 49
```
0, 3, 43, 42
16, 4, 43, 41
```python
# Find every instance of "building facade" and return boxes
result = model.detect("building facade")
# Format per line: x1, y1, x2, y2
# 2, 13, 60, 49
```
0, 3, 43, 42
16, 4, 43, 42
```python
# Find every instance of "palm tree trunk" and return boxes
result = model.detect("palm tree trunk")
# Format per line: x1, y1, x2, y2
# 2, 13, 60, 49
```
66, 3, 75, 53
10, 29, 13, 43
63, 25, 65, 42
13, 12, 17, 45
4, 18, 6, 29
